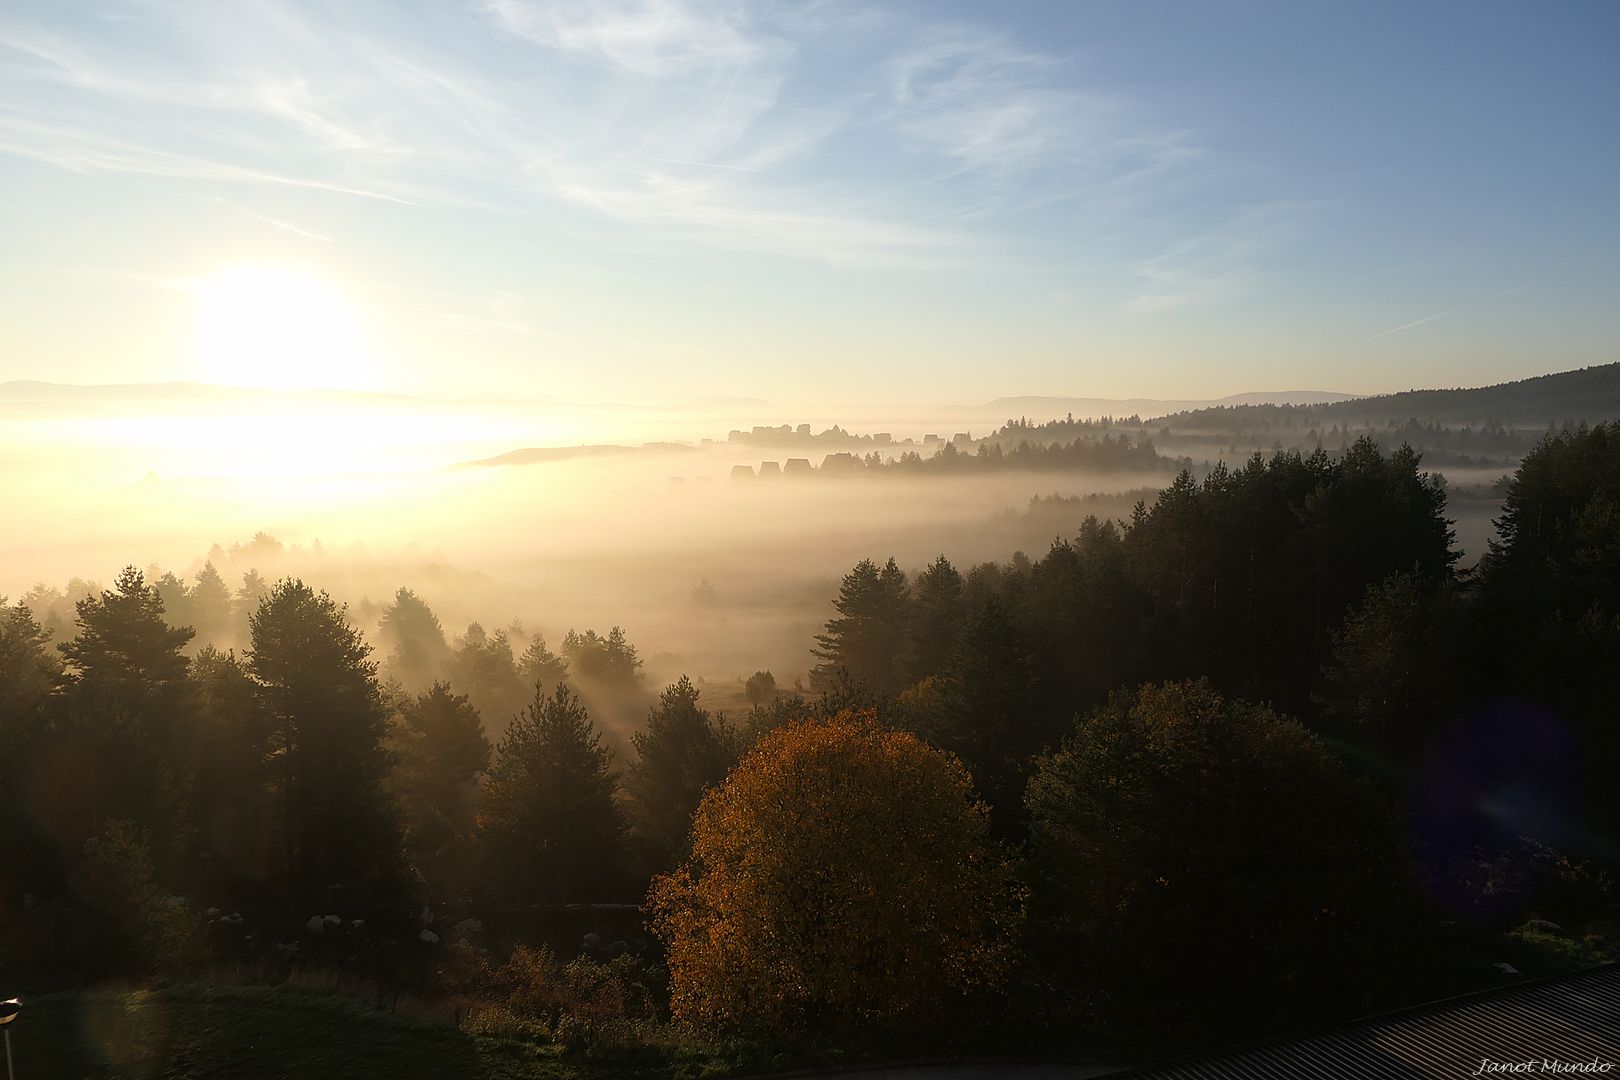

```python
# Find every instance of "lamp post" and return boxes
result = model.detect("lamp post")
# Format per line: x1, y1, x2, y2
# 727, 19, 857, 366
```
0, 998, 19, 1080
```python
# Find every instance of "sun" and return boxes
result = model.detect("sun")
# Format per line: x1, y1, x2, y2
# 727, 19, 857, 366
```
195, 265, 375, 390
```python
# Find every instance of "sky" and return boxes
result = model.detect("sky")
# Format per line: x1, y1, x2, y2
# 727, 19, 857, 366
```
1, 0, 1617, 406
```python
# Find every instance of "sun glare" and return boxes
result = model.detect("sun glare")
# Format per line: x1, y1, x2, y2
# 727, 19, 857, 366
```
196, 265, 375, 390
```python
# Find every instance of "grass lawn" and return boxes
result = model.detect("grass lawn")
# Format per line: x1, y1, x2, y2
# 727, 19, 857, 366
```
13, 927, 1609, 1079
8, 983, 748, 1080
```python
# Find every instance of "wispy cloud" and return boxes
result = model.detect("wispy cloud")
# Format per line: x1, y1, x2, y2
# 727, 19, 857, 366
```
211, 198, 332, 242
0, 115, 419, 204
486, 0, 773, 76
0, 0, 1224, 268
881, 26, 1201, 214
1365, 310, 1450, 343
1124, 202, 1314, 315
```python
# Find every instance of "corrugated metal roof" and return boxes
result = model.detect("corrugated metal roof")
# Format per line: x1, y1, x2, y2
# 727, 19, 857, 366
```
1115, 964, 1620, 1079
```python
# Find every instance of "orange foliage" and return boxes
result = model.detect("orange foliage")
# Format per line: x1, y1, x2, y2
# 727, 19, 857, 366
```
647, 710, 1024, 1035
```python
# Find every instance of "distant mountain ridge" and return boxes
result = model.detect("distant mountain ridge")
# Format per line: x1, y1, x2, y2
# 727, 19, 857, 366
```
1159, 362, 1620, 429
456, 443, 697, 468
954, 390, 1359, 419
8, 365, 1616, 431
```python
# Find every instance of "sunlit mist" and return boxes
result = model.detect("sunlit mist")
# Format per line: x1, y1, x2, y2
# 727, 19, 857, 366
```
196, 266, 373, 391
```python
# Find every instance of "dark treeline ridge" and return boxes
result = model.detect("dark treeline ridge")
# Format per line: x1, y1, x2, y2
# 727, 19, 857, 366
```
1167, 360, 1620, 430
1144, 362, 1620, 468
3, 426, 1619, 1070
991, 411, 1543, 470
958, 363, 1620, 473
732, 431, 1184, 479
819, 432, 1183, 476
725, 366, 1620, 487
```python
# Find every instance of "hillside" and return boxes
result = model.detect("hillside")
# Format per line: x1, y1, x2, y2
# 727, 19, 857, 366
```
953, 389, 1358, 420
1156, 363, 1620, 431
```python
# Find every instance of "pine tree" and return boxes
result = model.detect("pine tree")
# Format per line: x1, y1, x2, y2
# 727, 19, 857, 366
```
235, 569, 269, 638
811, 557, 912, 695
560, 626, 642, 687
518, 633, 570, 689
53, 567, 197, 862
152, 571, 193, 635
59, 566, 194, 704
626, 676, 738, 868
919, 594, 1040, 829
0, 597, 58, 722
448, 622, 528, 733
189, 562, 234, 647
0, 599, 60, 893
377, 587, 450, 689
248, 578, 399, 894
482, 683, 626, 903
187, 646, 277, 887
907, 555, 965, 680
391, 682, 489, 896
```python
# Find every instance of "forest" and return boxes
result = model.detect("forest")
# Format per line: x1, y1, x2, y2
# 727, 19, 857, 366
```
3, 420, 1618, 1074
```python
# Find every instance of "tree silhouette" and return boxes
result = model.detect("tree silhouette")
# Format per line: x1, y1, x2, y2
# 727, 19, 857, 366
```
1479, 422, 1620, 840
52, 567, 197, 866
377, 587, 450, 690
0, 597, 57, 722
247, 578, 398, 895
518, 632, 570, 690
811, 557, 911, 695
447, 622, 528, 735
915, 594, 1041, 831
482, 682, 625, 903
626, 676, 738, 869
59, 566, 194, 705
391, 682, 489, 898
1318, 572, 1465, 775
1026, 679, 1411, 1035
185, 646, 277, 888
743, 669, 776, 706
562, 626, 642, 688
189, 562, 234, 647
907, 555, 965, 680
0, 599, 60, 898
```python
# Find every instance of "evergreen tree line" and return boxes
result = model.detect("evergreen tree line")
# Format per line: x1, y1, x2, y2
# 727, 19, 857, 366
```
848, 432, 1185, 475
809, 430, 1620, 893
1, 426, 1617, 1046
0, 570, 743, 975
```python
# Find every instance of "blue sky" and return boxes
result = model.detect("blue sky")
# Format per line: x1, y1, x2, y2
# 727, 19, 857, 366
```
1, 0, 1616, 404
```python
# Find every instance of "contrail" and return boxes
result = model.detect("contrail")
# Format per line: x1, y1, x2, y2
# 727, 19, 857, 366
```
213, 198, 333, 243
1365, 310, 1450, 343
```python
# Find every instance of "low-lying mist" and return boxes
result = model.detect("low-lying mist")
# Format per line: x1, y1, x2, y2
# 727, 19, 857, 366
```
1, 403, 1165, 694
3, 385, 1526, 720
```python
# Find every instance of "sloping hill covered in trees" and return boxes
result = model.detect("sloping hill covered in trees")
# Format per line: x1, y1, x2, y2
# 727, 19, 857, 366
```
1157, 363, 1620, 430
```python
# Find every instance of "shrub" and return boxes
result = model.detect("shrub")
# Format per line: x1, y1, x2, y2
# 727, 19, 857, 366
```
70, 819, 202, 977
1026, 680, 1414, 1033
649, 710, 1024, 1037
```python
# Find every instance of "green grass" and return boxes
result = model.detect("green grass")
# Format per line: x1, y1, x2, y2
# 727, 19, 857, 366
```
19, 923, 1615, 1078
8, 983, 754, 1080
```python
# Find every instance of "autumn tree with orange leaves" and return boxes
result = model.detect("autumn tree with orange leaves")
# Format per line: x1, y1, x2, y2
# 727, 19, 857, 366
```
648, 711, 1024, 1037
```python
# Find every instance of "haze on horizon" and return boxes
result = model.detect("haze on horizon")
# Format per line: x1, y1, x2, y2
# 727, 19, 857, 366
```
4, 0, 1619, 694
10, 8, 1620, 1073
3, 1, 1618, 407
